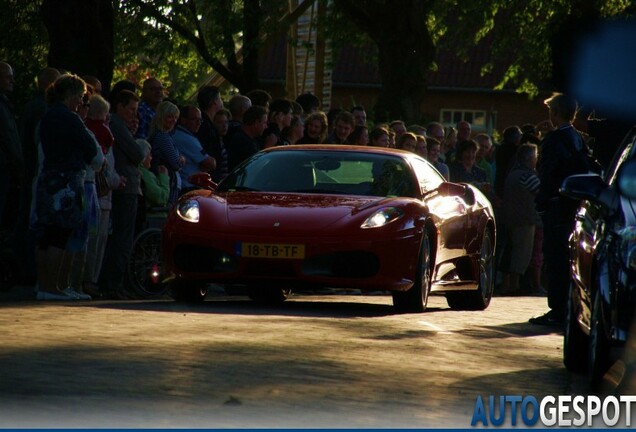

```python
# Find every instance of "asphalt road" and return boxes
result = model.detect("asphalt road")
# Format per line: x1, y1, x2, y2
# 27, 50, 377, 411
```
0, 287, 590, 428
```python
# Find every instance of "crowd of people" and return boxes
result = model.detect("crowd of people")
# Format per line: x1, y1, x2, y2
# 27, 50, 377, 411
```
0, 61, 600, 323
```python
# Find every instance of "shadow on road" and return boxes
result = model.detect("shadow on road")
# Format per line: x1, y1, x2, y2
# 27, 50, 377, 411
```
88, 295, 444, 318
448, 366, 586, 405
461, 322, 564, 339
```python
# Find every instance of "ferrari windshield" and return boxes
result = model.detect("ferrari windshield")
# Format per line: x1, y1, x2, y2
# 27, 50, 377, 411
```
217, 150, 439, 198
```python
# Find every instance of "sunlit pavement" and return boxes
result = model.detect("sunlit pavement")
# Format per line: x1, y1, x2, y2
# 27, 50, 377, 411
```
0, 287, 598, 428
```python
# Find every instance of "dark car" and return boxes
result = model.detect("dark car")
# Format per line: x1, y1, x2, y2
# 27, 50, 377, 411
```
162, 145, 496, 313
561, 126, 636, 387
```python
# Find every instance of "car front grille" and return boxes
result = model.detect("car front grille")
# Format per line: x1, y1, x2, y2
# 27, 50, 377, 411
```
244, 260, 296, 277
172, 244, 379, 280
301, 251, 379, 278
173, 244, 238, 273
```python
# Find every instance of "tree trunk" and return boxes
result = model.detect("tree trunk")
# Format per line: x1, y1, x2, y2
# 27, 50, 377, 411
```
337, 0, 435, 124
242, 0, 262, 93
41, 0, 114, 93
374, 37, 433, 124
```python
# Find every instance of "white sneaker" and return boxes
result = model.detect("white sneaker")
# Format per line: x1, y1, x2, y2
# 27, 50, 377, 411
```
63, 287, 91, 300
36, 290, 72, 301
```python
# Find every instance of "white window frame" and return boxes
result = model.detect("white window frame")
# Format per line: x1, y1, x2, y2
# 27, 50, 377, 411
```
440, 109, 488, 132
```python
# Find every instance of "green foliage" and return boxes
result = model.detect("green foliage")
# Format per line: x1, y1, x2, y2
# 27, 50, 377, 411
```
322, 1, 371, 52
322, 1, 377, 78
115, 0, 295, 97
113, 0, 214, 103
0, 0, 48, 108
2, 0, 635, 111
435, 0, 636, 96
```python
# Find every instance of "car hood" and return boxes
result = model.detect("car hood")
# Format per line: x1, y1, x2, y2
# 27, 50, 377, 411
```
219, 192, 386, 231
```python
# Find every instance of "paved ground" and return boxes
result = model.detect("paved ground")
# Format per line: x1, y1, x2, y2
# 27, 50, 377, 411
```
0, 284, 598, 428
0, 289, 586, 428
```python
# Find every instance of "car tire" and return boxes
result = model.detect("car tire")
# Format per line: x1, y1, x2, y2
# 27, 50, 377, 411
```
446, 230, 494, 310
392, 232, 431, 313
589, 290, 611, 389
563, 282, 588, 373
248, 285, 292, 304
170, 279, 208, 303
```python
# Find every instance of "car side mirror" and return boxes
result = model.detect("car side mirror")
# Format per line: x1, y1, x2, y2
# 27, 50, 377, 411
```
188, 172, 217, 191
560, 173, 621, 211
618, 158, 636, 200
560, 174, 607, 201
437, 182, 476, 206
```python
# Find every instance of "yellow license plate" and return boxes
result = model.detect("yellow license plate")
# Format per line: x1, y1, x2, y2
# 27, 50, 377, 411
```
241, 243, 305, 259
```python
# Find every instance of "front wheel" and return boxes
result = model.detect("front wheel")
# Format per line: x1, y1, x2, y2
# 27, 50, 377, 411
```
447, 229, 494, 310
170, 279, 208, 303
393, 232, 431, 313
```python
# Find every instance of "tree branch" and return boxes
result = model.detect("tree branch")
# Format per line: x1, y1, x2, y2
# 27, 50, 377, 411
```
219, 0, 241, 78
129, 0, 237, 84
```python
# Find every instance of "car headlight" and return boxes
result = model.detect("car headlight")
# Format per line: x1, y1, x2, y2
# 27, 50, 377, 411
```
177, 200, 200, 223
361, 207, 404, 229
